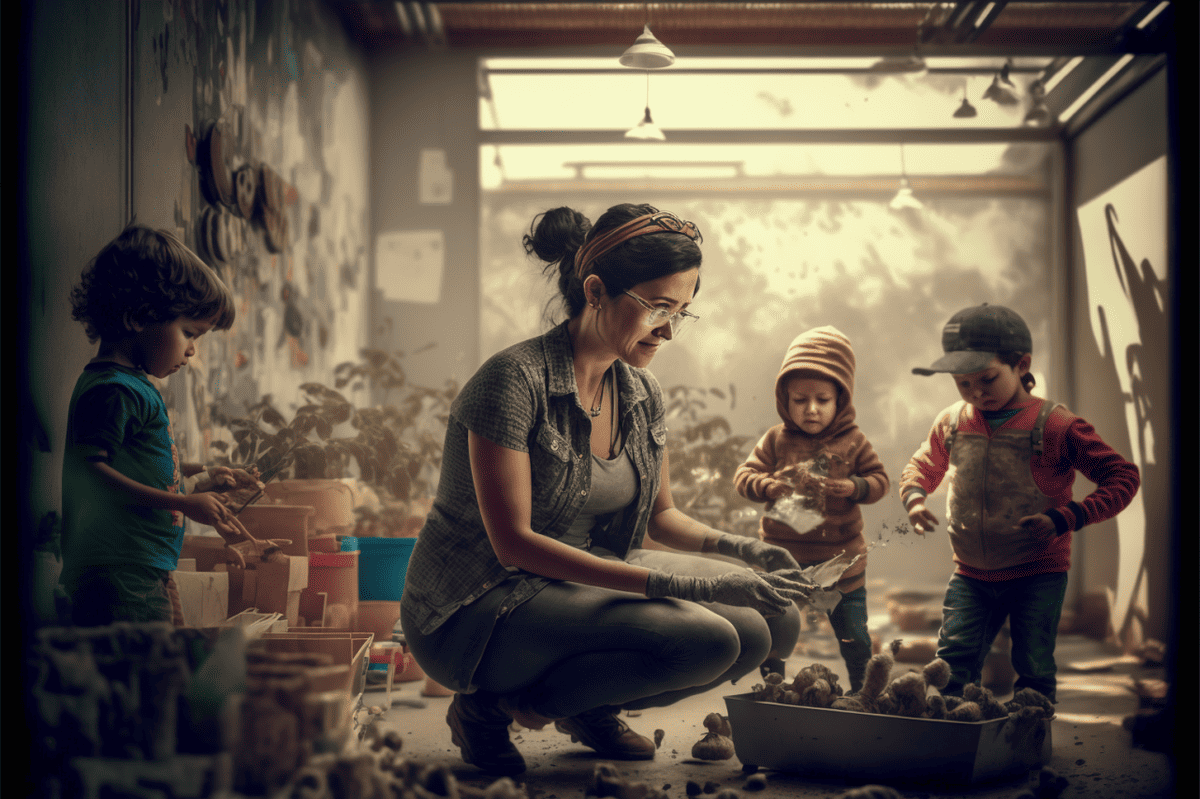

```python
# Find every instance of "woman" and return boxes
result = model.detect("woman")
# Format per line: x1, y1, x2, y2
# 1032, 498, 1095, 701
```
401, 203, 812, 776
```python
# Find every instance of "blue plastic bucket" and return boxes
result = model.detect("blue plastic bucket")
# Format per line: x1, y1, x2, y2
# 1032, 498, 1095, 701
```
342, 536, 417, 601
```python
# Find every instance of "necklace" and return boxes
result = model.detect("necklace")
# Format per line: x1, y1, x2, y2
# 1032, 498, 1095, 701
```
587, 368, 607, 417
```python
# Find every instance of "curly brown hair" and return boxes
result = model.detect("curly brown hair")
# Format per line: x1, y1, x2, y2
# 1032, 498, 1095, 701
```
70, 224, 235, 343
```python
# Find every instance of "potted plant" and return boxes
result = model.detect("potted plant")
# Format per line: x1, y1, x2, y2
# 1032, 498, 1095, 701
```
662, 384, 761, 540
209, 348, 458, 538
329, 346, 458, 537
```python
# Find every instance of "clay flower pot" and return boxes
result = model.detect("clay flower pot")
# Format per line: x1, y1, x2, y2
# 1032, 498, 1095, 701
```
263, 479, 356, 536
237, 504, 315, 557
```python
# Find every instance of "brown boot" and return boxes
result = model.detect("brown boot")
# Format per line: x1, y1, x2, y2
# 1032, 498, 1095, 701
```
446, 692, 526, 775
555, 707, 656, 760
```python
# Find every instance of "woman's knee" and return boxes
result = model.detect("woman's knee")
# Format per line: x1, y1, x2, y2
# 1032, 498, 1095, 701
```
766, 602, 801, 659
655, 600, 743, 676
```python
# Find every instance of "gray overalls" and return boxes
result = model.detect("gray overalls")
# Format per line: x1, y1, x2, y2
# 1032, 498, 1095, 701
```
936, 400, 1069, 701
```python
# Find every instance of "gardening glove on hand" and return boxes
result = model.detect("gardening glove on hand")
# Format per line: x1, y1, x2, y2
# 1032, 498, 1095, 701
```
645, 568, 813, 617
709, 533, 800, 572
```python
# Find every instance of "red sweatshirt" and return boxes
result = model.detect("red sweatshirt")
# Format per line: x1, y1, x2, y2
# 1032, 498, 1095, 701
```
899, 397, 1140, 581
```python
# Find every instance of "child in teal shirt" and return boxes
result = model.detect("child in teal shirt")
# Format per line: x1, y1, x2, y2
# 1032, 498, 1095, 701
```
61, 224, 267, 626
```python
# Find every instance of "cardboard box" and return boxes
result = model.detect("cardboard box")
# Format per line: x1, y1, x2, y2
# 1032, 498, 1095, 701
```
217, 556, 308, 627
172, 569, 230, 628
250, 630, 375, 705
723, 693, 1051, 787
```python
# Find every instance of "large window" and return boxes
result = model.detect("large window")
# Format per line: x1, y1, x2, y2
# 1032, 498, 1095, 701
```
478, 57, 1058, 575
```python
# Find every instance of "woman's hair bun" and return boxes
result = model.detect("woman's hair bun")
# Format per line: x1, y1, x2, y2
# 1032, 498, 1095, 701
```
523, 206, 591, 266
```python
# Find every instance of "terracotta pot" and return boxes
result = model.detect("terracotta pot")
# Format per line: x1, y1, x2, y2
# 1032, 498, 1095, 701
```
357, 600, 401, 641
307, 551, 359, 630
263, 479, 356, 536
394, 645, 425, 683
237, 504, 316, 557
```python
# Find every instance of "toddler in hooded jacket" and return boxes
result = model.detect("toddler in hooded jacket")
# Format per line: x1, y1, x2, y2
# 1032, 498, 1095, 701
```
734, 326, 890, 692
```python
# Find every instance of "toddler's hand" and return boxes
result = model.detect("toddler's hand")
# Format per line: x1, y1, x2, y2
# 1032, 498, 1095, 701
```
1018, 514, 1056, 538
824, 478, 856, 498
907, 503, 939, 536
763, 479, 793, 501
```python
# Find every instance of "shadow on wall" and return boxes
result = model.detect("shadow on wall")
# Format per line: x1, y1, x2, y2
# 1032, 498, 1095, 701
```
1073, 155, 1170, 646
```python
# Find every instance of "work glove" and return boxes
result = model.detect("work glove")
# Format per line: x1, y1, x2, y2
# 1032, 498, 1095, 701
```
645, 568, 816, 617
711, 533, 800, 572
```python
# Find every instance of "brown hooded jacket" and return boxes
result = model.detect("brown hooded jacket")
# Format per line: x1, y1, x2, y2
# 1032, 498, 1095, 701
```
733, 326, 889, 592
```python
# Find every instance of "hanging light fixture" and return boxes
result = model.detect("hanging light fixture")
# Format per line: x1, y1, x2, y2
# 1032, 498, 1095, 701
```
953, 79, 978, 118
1023, 78, 1052, 127
982, 58, 1020, 106
625, 71, 665, 141
890, 143, 923, 211
619, 24, 675, 69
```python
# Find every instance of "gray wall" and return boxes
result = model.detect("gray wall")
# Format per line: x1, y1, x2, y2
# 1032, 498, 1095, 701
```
368, 48, 481, 393
1070, 68, 1171, 643
1067, 67, 1172, 643
20, 0, 129, 627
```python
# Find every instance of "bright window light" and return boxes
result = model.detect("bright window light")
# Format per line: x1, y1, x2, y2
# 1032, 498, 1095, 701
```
1058, 55, 1135, 123
1136, 2, 1170, 29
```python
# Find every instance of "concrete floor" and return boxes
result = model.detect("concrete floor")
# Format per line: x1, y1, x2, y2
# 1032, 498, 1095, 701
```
363, 620, 1179, 799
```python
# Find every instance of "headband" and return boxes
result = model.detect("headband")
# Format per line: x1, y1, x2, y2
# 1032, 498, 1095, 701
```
573, 210, 702, 279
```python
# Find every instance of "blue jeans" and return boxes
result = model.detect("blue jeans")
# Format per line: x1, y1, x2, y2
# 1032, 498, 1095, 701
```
826, 586, 871, 692
936, 571, 1068, 701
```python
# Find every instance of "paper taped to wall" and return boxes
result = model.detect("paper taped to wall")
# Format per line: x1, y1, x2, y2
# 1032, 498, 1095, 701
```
376, 229, 444, 304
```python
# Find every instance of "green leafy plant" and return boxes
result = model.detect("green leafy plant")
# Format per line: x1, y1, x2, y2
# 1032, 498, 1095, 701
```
209, 347, 458, 522
332, 346, 458, 503
663, 384, 760, 537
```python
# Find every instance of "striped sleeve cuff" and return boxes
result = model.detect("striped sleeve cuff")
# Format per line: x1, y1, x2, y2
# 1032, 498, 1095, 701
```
902, 490, 927, 510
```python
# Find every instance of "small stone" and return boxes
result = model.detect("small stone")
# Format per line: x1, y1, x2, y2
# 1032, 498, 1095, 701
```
743, 773, 767, 791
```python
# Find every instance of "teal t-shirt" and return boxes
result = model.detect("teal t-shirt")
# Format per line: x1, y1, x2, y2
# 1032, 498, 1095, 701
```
60, 362, 185, 584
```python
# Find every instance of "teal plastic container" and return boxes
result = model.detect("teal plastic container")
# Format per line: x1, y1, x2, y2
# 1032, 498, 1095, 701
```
341, 536, 417, 602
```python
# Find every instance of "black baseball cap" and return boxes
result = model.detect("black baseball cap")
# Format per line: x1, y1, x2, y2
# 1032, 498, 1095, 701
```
913, 303, 1032, 375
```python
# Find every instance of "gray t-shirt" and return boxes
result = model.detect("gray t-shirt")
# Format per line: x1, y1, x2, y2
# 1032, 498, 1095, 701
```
559, 448, 638, 553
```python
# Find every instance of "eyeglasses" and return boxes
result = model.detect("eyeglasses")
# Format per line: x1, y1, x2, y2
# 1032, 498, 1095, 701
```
624, 290, 700, 337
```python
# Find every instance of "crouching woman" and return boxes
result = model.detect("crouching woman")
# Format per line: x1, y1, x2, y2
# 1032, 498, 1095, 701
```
401, 203, 807, 775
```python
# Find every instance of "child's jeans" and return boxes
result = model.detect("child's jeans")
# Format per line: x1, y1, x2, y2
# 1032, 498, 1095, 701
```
936, 571, 1068, 701
824, 585, 871, 693
65, 564, 183, 627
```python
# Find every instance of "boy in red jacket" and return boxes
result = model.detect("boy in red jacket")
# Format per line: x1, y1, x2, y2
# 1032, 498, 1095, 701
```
901, 304, 1140, 701
734, 326, 890, 692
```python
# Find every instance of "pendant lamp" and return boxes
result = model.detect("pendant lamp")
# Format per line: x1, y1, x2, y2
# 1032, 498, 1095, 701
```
619, 24, 675, 69
953, 80, 977, 118
982, 73, 1020, 106
625, 72, 666, 141
890, 144, 923, 211
625, 107, 666, 141
1023, 78, 1052, 127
